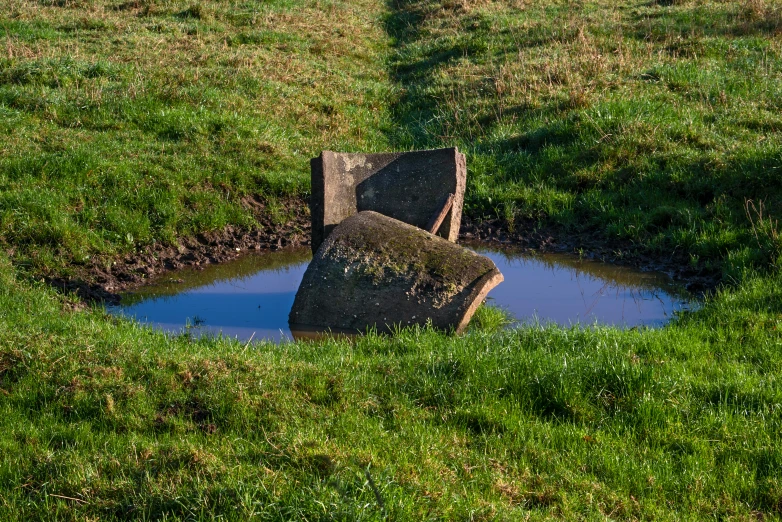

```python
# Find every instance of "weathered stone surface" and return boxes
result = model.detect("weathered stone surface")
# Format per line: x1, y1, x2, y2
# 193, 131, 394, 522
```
289, 211, 503, 336
310, 147, 466, 253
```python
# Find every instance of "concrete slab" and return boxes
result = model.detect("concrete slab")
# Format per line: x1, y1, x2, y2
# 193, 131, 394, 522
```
289, 211, 503, 336
310, 147, 466, 253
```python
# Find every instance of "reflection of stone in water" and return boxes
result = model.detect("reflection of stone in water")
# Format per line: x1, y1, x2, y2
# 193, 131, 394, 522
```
475, 243, 685, 297
469, 244, 690, 327
289, 327, 359, 343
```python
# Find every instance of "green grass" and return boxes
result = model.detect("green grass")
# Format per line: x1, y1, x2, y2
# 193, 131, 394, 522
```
1, 252, 782, 519
2, 0, 782, 519
0, 0, 392, 274
2, 0, 782, 280
385, 0, 782, 279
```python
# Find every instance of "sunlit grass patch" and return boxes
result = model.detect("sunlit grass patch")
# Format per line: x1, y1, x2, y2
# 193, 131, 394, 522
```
0, 0, 393, 273
1, 254, 782, 518
386, 0, 782, 279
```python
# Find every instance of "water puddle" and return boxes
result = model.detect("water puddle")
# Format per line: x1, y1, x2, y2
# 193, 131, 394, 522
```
112, 247, 311, 343
110, 244, 691, 342
473, 244, 689, 329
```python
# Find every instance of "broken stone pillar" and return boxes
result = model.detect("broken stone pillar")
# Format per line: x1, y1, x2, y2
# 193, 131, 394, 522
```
310, 147, 466, 253
289, 211, 503, 337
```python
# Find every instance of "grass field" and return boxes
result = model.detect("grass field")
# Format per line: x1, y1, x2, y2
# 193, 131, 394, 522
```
1, 0, 782, 519
385, 0, 782, 279
0, 0, 392, 275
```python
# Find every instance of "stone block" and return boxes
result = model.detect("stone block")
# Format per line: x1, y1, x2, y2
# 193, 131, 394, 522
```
289, 211, 503, 337
310, 147, 466, 253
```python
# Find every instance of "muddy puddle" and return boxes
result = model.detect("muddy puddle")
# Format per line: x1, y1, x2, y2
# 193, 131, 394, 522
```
109, 244, 691, 342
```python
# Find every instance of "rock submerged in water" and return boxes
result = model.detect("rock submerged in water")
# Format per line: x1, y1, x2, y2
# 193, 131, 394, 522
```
289, 211, 503, 337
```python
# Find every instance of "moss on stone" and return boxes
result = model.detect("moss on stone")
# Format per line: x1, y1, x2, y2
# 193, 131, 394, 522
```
322, 211, 495, 299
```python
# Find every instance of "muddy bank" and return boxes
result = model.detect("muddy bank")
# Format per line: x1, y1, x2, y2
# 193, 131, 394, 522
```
48, 197, 718, 304
48, 197, 311, 305
461, 216, 719, 295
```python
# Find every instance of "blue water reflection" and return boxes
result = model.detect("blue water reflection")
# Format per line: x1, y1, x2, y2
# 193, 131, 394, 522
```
110, 244, 690, 342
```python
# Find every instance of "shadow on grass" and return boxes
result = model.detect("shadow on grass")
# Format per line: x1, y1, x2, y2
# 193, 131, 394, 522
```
632, 2, 782, 41
382, 0, 782, 273
383, 0, 483, 147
